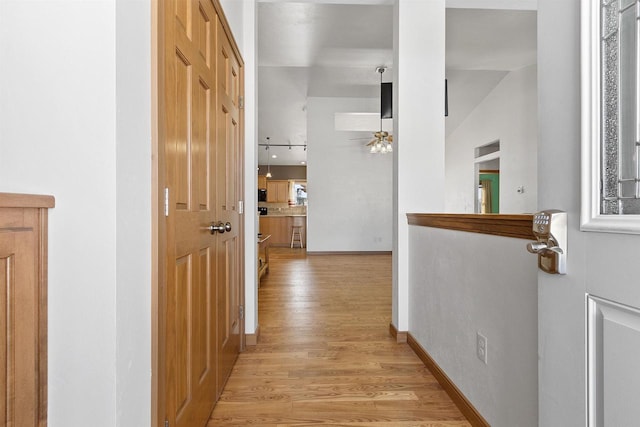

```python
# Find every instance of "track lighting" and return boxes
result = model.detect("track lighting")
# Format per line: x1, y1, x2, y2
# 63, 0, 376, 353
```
266, 137, 272, 178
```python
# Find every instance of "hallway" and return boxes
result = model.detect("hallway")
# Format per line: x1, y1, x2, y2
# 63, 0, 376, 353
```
209, 249, 470, 426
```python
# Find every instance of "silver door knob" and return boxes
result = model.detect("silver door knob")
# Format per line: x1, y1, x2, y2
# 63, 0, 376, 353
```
224, 222, 232, 232
209, 222, 226, 234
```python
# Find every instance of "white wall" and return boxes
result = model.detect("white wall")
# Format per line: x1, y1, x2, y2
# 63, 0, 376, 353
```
393, 0, 446, 331
445, 65, 537, 213
219, 0, 244, 51
409, 226, 538, 426
0, 1, 119, 425
306, 97, 392, 252
0, 1, 257, 426
115, 0, 152, 425
0, 1, 153, 425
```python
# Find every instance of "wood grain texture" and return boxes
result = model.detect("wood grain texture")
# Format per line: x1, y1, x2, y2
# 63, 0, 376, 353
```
209, 248, 472, 426
0, 193, 54, 209
260, 216, 292, 246
266, 180, 289, 203
407, 213, 535, 240
260, 216, 307, 247
0, 195, 52, 426
155, 0, 245, 425
407, 333, 490, 427
215, 12, 244, 400
258, 175, 267, 189
162, 0, 220, 424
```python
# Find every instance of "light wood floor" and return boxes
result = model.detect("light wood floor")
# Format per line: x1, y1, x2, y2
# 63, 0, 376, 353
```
208, 248, 471, 426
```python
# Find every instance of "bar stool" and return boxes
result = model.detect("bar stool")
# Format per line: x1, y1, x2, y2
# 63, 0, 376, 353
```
290, 216, 305, 248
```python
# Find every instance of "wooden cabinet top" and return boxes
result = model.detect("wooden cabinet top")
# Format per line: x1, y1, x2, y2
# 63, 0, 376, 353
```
0, 193, 55, 208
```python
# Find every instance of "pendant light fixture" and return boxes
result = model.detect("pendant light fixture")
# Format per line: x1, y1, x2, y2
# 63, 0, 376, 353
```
265, 137, 273, 178
368, 66, 393, 154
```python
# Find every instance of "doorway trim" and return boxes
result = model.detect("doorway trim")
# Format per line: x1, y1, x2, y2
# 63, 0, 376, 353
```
473, 140, 500, 214
150, 0, 165, 425
580, 0, 640, 234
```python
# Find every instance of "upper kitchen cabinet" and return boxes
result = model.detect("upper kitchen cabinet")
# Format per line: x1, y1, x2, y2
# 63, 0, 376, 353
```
267, 180, 289, 203
258, 175, 267, 190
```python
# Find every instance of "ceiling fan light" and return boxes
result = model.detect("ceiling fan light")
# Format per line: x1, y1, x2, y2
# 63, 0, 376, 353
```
363, 67, 394, 156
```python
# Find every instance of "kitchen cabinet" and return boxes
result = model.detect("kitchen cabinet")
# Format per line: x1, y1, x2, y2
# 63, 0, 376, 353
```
257, 175, 267, 189
266, 180, 289, 203
259, 216, 306, 247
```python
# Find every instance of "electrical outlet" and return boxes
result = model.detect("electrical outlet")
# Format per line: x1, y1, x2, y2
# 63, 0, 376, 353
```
476, 332, 488, 364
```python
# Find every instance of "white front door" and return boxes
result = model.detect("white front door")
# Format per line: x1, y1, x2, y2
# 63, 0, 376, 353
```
580, 0, 640, 425
538, 1, 640, 425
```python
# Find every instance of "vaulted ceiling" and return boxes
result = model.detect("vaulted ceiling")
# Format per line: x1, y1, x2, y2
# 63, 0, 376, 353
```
257, 1, 536, 165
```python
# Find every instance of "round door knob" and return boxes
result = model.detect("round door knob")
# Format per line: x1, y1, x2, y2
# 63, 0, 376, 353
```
209, 222, 226, 234
224, 222, 232, 232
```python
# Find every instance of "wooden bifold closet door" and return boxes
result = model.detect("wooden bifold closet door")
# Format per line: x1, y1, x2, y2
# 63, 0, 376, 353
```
158, 0, 244, 426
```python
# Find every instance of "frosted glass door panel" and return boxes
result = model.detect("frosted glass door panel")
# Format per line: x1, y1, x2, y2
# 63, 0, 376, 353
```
601, 0, 640, 214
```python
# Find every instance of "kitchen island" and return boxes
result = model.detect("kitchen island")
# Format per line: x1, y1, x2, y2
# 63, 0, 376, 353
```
259, 215, 306, 247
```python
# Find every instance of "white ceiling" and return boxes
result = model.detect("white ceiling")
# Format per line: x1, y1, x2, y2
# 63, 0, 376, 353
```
445, 8, 536, 135
257, 2, 536, 165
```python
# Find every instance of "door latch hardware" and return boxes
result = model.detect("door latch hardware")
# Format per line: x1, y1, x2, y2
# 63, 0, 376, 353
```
209, 222, 232, 234
164, 188, 169, 217
210, 222, 225, 234
526, 210, 567, 274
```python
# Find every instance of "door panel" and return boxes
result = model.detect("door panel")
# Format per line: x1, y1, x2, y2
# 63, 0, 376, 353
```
164, 1, 217, 426
215, 17, 241, 396
160, 0, 243, 424
588, 296, 640, 426
196, 5, 211, 67
174, 254, 192, 415
194, 79, 210, 211
195, 248, 211, 383
173, 51, 191, 210
0, 230, 38, 427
